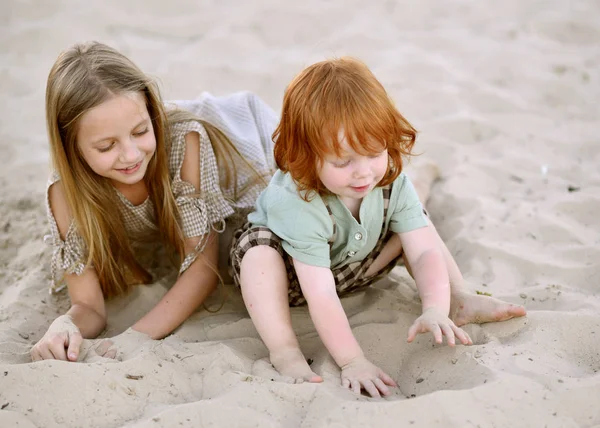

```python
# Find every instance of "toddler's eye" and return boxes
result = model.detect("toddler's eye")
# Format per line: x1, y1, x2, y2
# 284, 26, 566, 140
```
333, 160, 351, 168
134, 128, 148, 137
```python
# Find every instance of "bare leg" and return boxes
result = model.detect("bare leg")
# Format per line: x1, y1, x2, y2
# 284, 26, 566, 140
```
240, 246, 322, 383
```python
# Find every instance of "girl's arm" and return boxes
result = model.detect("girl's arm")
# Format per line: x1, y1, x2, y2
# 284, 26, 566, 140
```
31, 183, 107, 362
30, 268, 107, 362
131, 130, 219, 339
49, 181, 107, 336
131, 231, 219, 339
292, 259, 364, 367
64, 268, 107, 338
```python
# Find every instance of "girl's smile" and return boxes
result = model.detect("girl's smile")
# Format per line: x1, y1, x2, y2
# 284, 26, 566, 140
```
117, 159, 143, 175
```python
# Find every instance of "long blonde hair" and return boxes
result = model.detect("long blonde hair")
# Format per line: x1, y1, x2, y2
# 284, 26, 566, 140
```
46, 41, 262, 298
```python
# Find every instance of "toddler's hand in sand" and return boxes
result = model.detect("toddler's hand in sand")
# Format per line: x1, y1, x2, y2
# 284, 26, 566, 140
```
340, 355, 397, 398
407, 308, 472, 346
30, 315, 83, 362
96, 328, 153, 361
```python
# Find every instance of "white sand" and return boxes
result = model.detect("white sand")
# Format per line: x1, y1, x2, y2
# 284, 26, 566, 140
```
1, 1, 599, 427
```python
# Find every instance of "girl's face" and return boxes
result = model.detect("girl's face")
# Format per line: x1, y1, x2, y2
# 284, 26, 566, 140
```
76, 92, 156, 189
317, 130, 388, 203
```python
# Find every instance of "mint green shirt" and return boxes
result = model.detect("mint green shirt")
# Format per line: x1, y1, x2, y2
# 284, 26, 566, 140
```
248, 170, 428, 269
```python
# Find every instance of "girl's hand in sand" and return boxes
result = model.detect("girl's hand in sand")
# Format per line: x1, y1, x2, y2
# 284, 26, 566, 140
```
340, 355, 397, 398
95, 328, 153, 361
30, 315, 83, 362
407, 307, 472, 346
77, 338, 118, 362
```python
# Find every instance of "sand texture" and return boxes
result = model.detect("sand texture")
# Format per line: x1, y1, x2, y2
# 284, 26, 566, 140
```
0, 1, 599, 427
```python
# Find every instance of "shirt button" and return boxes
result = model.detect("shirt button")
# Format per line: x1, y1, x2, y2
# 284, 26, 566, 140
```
354, 232, 363, 241
348, 251, 356, 257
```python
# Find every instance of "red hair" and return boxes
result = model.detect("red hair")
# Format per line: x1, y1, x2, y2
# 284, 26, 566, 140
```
273, 57, 417, 199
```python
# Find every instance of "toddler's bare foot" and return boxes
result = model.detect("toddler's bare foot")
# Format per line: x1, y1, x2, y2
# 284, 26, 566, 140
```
450, 290, 527, 326
270, 347, 323, 384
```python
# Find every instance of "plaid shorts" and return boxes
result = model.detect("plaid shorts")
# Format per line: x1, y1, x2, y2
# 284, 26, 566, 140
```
229, 184, 404, 306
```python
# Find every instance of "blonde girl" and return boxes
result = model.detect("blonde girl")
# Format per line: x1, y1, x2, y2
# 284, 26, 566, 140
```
230, 58, 526, 397
31, 41, 276, 362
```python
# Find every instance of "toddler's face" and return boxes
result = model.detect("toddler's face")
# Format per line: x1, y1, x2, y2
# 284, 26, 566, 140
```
317, 130, 388, 203
76, 92, 156, 190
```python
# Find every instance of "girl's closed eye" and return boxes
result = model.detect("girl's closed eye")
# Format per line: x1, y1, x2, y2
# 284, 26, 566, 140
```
97, 142, 115, 153
133, 128, 148, 137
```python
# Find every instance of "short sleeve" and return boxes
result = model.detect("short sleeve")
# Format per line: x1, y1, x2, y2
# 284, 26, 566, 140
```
44, 174, 87, 293
169, 121, 236, 273
249, 172, 333, 268
170, 120, 235, 238
388, 174, 428, 234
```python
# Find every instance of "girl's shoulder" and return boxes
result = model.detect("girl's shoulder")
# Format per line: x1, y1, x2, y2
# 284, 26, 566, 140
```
168, 118, 208, 148
48, 170, 61, 186
166, 119, 212, 176
46, 171, 68, 226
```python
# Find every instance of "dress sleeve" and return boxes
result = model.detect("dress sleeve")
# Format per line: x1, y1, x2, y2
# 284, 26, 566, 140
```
44, 173, 87, 293
169, 120, 236, 274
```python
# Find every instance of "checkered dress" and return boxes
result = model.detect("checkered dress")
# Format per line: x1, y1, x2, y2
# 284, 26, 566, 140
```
230, 183, 402, 306
45, 92, 276, 293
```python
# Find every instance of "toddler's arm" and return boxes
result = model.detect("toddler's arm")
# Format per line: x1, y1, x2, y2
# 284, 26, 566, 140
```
401, 225, 451, 313
399, 226, 471, 345
293, 259, 396, 397
293, 259, 362, 365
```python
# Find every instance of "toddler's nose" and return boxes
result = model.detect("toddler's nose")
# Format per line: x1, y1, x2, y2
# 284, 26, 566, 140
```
353, 158, 371, 178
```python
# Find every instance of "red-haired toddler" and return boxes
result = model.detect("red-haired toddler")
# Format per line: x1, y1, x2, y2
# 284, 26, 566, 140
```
230, 58, 525, 397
